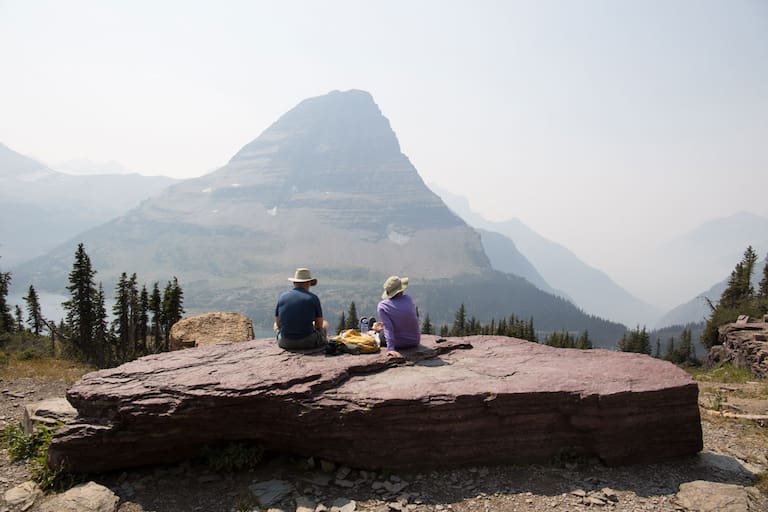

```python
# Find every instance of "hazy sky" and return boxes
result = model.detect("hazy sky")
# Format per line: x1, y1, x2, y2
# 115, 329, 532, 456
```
2, 0, 767, 306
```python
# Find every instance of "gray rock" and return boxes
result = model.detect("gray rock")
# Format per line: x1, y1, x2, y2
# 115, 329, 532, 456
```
676, 480, 759, 512
248, 480, 293, 507
330, 498, 356, 512
3, 481, 42, 511
39, 481, 119, 512
49, 336, 702, 473
22, 397, 77, 434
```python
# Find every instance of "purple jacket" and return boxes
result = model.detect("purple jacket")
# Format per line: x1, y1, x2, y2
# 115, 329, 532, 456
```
377, 294, 420, 351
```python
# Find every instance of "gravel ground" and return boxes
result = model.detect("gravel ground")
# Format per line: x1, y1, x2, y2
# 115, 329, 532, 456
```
1, 377, 766, 512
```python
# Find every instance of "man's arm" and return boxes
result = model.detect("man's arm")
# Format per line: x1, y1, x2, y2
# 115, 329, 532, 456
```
314, 317, 324, 330
274, 316, 280, 328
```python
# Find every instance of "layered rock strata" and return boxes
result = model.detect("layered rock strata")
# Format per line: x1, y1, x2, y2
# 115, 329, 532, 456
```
709, 318, 768, 379
48, 336, 702, 473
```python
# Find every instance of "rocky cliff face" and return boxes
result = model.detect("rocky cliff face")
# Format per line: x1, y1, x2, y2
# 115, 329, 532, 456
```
707, 316, 768, 379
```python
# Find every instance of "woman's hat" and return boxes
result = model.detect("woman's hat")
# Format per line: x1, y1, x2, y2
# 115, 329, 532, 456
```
382, 275, 408, 299
288, 268, 318, 286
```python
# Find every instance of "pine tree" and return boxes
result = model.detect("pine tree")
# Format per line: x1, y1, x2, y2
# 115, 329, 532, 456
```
112, 272, 131, 361
149, 282, 163, 351
161, 277, 184, 349
450, 304, 466, 336
703, 246, 763, 347
336, 312, 346, 334
24, 285, 44, 335
439, 324, 449, 337
575, 330, 592, 349
421, 313, 434, 335
137, 285, 149, 356
0, 266, 13, 334
93, 283, 111, 366
14, 305, 23, 332
63, 243, 98, 363
653, 338, 661, 358
758, 256, 768, 313
345, 302, 359, 330
617, 326, 651, 354
664, 338, 676, 361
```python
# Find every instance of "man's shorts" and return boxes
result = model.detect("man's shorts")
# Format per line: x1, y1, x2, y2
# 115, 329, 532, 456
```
276, 328, 328, 350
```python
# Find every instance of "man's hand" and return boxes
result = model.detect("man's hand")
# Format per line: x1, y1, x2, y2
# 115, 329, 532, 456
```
387, 350, 403, 358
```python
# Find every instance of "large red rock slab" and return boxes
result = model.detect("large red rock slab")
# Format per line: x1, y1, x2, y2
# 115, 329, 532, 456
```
48, 336, 702, 473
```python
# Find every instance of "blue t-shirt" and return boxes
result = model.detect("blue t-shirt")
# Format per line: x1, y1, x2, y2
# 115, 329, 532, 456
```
275, 287, 323, 339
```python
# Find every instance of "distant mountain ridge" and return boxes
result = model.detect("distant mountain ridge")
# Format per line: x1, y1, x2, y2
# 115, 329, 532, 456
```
0, 143, 178, 266
11, 90, 626, 346
434, 187, 660, 327
656, 256, 767, 328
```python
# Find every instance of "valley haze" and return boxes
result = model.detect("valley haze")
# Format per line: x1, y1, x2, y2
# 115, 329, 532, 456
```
1, 1, 767, 328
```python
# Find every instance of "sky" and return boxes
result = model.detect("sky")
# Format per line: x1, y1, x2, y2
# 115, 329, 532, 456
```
2, 0, 767, 308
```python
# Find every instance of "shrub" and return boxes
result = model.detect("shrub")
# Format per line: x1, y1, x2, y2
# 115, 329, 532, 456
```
1, 422, 75, 491
16, 349, 41, 361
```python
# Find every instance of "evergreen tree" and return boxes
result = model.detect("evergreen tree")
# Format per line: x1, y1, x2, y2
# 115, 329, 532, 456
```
345, 302, 359, 330
617, 325, 651, 354
63, 243, 98, 363
24, 285, 44, 335
703, 246, 763, 347
14, 304, 23, 332
0, 266, 13, 334
93, 283, 111, 366
149, 282, 163, 351
664, 338, 676, 361
161, 277, 184, 349
653, 338, 661, 358
758, 256, 768, 313
137, 285, 149, 356
450, 304, 466, 336
336, 312, 347, 334
421, 313, 434, 335
112, 272, 131, 361
575, 330, 592, 349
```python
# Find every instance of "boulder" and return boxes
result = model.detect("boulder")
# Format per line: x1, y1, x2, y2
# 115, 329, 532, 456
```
675, 480, 761, 512
708, 319, 768, 379
23, 397, 78, 434
169, 312, 254, 350
38, 481, 119, 512
48, 335, 702, 473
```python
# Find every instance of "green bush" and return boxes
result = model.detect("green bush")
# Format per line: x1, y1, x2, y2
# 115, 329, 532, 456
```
1, 422, 75, 491
0, 351, 9, 365
15, 349, 41, 361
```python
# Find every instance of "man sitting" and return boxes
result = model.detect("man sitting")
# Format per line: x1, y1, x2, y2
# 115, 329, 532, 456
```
274, 268, 329, 350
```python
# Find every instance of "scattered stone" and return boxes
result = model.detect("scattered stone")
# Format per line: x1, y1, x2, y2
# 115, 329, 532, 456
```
39, 481, 119, 512
571, 489, 587, 497
336, 466, 351, 480
22, 397, 78, 434
248, 480, 293, 507
3, 481, 42, 511
601, 488, 619, 502
294, 496, 316, 512
330, 497, 356, 512
302, 473, 333, 487
587, 496, 606, 506
676, 480, 758, 512
335, 479, 355, 488
383, 481, 408, 494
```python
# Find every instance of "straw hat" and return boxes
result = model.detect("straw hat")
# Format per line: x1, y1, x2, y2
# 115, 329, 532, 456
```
288, 268, 318, 286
